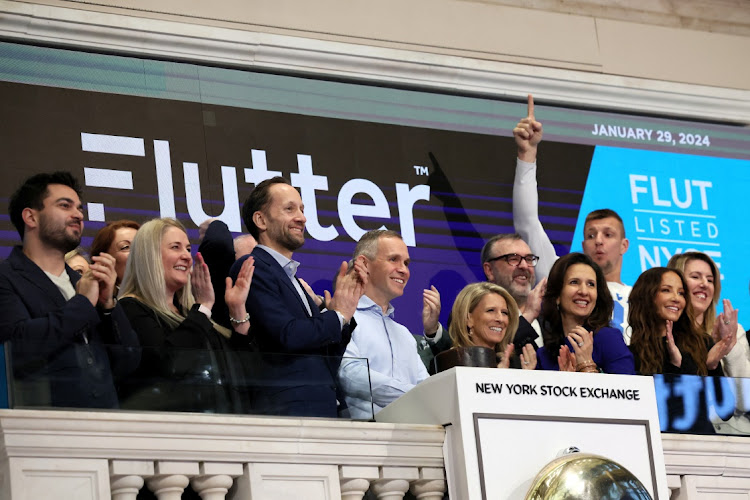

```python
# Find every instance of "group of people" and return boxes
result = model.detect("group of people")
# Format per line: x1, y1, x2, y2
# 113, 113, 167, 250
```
0, 96, 746, 422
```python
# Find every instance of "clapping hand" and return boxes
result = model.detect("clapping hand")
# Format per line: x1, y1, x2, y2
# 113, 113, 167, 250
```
557, 345, 576, 372
422, 285, 441, 336
225, 256, 254, 335
191, 252, 215, 310
665, 320, 682, 368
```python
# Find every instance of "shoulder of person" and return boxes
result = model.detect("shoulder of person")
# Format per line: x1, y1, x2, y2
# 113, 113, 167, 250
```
118, 296, 148, 310
594, 326, 624, 340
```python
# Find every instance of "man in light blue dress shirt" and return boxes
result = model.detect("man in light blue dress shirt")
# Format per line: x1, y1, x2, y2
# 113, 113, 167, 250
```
338, 230, 442, 419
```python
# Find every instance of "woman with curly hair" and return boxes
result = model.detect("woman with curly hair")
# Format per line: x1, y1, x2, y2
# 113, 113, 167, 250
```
536, 253, 634, 374
628, 267, 726, 376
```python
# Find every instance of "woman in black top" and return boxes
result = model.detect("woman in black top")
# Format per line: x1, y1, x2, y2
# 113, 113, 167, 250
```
117, 217, 254, 413
629, 267, 722, 376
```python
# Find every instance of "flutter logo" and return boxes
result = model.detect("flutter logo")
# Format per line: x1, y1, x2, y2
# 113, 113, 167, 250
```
629, 174, 721, 274
81, 133, 431, 246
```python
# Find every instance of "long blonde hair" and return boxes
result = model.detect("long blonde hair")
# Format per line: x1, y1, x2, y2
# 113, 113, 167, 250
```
118, 218, 195, 328
668, 252, 721, 335
449, 282, 519, 353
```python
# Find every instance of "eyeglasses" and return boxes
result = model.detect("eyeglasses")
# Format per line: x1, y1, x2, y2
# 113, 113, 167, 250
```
486, 253, 540, 267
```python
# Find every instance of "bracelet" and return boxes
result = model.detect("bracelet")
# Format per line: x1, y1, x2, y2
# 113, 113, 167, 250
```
98, 296, 117, 315
229, 312, 250, 325
576, 361, 597, 372
579, 367, 599, 373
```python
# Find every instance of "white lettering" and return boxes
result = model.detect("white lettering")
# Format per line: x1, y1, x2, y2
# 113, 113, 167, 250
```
630, 174, 649, 204
183, 163, 241, 231
659, 218, 670, 235
83, 134, 430, 247
634, 216, 645, 233
244, 149, 282, 186
651, 176, 671, 207
691, 180, 712, 210
396, 183, 430, 247
154, 140, 176, 218
639, 245, 661, 269
670, 178, 692, 209
291, 155, 338, 241
338, 178, 390, 242
690, 220, 701, 238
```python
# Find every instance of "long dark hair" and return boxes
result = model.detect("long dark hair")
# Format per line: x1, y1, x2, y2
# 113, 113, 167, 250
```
628, 267, 707, 375
541, 253, 613, 353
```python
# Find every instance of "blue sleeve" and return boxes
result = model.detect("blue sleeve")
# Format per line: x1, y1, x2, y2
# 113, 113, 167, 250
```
536, 345, 560, 371
594, 328, 636, 375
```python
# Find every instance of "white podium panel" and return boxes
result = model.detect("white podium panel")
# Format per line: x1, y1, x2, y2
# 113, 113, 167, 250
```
376, 367, 668, 500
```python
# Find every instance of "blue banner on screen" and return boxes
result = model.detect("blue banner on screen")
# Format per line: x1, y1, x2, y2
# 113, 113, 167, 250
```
571, 147, 750, 326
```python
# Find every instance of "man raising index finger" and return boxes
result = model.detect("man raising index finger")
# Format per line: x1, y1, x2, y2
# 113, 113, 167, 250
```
511, 94, 633, 339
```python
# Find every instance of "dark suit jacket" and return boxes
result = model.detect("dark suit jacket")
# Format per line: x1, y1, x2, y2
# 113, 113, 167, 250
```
513, 316, 541, 353
0, 246, 140, 408
230, 246, 355, 417
197, 220, 235, 329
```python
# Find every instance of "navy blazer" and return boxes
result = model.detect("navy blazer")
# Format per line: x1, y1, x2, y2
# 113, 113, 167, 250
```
230, 246, 354, 417
0, 246, 140, 408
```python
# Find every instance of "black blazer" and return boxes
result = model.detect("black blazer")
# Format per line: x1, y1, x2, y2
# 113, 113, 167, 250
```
230, 246, 355, 417
197, 220, 235, 329
513, 316, 541, 353
118, 297, 247, 414
0, 246, 139, 408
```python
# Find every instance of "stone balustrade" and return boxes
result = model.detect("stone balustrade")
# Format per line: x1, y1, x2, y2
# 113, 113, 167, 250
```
2, 409, 750, 499
0, 409, 446, 500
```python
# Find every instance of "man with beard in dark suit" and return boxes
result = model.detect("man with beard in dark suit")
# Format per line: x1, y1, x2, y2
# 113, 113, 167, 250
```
231, 177, 365, 417
0, 171, 139, 408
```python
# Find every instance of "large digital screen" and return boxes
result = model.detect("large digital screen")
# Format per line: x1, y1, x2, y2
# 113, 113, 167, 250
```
1, 41, 749, 336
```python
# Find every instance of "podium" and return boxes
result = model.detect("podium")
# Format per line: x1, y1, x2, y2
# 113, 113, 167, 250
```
376, 367, 669, 500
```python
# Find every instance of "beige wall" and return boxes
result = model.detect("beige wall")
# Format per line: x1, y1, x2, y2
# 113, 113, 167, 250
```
10, 0, 750, 90
1, 0, 749, 122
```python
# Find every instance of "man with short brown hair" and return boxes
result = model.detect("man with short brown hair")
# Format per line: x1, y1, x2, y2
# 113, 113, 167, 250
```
232, 176, 365, 417
338, 229, 440, 419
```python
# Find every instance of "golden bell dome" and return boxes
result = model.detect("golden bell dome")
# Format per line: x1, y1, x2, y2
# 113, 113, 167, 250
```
525, 449, 652, 500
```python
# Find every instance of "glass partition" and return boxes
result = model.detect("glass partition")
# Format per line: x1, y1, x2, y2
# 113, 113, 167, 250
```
6, 336, 750, 434
653, 373, 750, 436
4, 341, 375, 420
